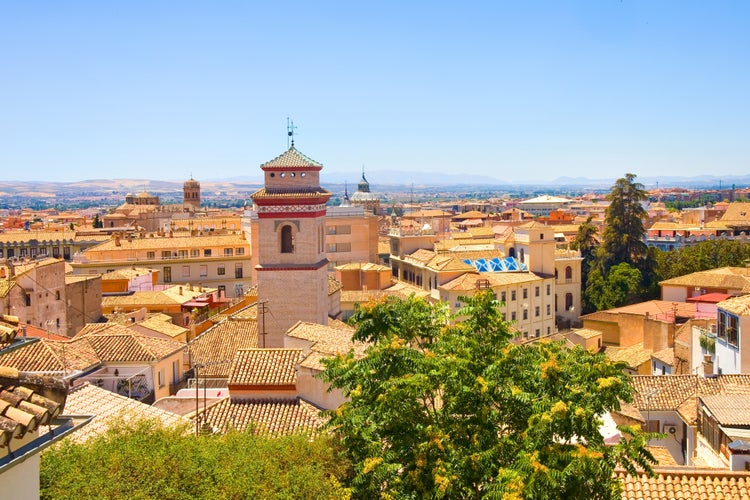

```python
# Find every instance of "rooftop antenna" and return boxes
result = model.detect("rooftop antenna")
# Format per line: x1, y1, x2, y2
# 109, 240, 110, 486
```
286, 117, 297, 148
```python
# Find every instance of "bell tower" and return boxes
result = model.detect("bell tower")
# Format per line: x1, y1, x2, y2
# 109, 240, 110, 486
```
183, 176, 201, 211
251, 144, 332, 348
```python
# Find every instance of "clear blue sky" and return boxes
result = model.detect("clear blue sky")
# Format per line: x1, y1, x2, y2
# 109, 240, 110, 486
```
1, 1, 748, 183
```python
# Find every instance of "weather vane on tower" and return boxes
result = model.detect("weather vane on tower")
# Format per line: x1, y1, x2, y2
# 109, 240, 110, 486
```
287, 117, 297, 148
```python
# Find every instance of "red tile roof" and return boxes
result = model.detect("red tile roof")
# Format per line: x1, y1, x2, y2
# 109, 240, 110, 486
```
228, 349, 302, 386
197, 397, 325, 435
618, 469, 750, 500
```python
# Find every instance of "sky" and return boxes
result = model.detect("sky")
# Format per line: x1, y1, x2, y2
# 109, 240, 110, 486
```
1, 1, 749, 184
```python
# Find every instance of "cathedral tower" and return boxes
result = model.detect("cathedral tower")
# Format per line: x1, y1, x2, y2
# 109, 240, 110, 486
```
183, 177, 201, 211
250, 146, 332, 348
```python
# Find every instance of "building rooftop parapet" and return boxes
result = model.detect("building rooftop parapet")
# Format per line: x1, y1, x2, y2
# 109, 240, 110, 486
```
389, 227, 435, 237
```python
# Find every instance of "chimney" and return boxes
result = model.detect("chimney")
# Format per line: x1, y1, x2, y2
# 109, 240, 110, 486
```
179, 286, 183, 295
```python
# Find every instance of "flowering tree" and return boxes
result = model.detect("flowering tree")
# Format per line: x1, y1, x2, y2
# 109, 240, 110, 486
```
323, 291, 655, 499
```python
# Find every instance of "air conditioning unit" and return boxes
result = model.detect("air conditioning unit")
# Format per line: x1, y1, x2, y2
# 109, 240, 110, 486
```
663, 424, 678, 435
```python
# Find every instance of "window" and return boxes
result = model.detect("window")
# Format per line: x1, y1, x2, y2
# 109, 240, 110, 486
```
328, 243, 337, 252
236, 248, 245, 256
218, 285, 226, 297
161, 251, 171, 259
535, 306, 540, 317
200, 265, 208, 277
511, 311, 516, 321
281, 225, 293, 253
56, 291, 61, 300
182, 265, 190, 278
535, 329, 540, 337
147, 251, 155, 259
523, 309, 528, 320
178, 250, 188, 258
511, 290, 516, 301
565, 293, 573, 311
535, 286, 540, 297
565, 266, 573, 281
546, 284, 551, 295
163, 266, 172, 283
523, 288, 528, 300
224, 248, 233, 256
25, 293, 31, 306
546, 304, 551, 315
0, 249, 3, 258
218, 264, 225, 276
204, 249, 212, 257
158, 369, 164, 388
235, 264, 243, 279
500, 291, 506, 302
191, 249, 199, 257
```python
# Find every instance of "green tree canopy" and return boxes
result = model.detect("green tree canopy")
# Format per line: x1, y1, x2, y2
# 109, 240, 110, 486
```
323, 292, 655, 499
656, 239, 750, 281
571, 215, 599, 313
585, 263, 643, 312
41, 418, 349, 499
599, 173, 650, 272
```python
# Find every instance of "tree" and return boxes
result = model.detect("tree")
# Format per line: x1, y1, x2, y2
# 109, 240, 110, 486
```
41, 418, 349, 499
599, 173, 650, 272
323, 292, 656, 499
655, 239, 750, 281
92, 213, 103, 228
585, 263, 642, 312
587, 173, 658, 308
570, 215, 599, 313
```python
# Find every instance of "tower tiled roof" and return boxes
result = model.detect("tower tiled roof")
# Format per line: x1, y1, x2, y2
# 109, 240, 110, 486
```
260, 146, 322, 169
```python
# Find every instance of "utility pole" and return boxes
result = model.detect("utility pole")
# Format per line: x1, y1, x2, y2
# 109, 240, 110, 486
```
257, 300, 269, 348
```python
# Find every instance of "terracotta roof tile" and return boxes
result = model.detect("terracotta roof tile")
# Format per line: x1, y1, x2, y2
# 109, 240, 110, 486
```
328, 275, 342, 295
0, 367, 68, 446
286, 321, 365, 371
189, 318, 258, 377
228, 349, 302, 386
63, 382, 189, 443
0, 338, 100, 372
631, 374, 750, 425
134, 316, 189, 339
87, 232, 248, 252
717, 294, 750, 316
83, 332, 184, 362
700, 394, 750, 427
659, 267, 750, 292
618, 469, 750, 500
197, 397, 325, 435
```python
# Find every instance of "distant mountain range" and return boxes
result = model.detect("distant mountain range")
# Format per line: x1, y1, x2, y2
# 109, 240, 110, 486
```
0, 173, 747, 199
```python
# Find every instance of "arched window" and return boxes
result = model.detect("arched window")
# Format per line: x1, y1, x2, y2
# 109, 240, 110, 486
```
565, 266, 572, 281
508, 247, 516, 258
281, 225, 294, 253
565, 293, 573, 311
520, 249, 525, 263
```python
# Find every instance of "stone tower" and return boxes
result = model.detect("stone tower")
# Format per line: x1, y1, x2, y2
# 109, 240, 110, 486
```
250, 146, 332, 348
183, 177, 201, 211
